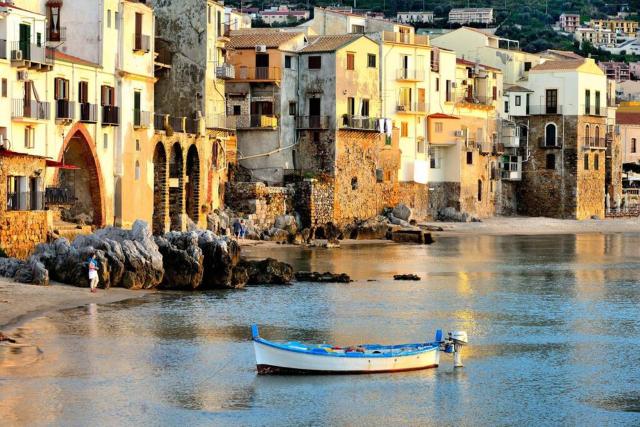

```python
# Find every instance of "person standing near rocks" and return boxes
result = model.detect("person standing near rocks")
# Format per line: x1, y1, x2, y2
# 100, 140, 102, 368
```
88, 253, 99, 293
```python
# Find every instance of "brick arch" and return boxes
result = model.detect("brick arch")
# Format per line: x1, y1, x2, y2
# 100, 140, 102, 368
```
55, 123, 106, 227
152, 142, 168, 235
185, 144, 201, 223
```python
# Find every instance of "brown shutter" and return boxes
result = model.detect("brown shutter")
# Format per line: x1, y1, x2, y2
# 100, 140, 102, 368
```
492, 86, 497, 101
54, 78, 60, 100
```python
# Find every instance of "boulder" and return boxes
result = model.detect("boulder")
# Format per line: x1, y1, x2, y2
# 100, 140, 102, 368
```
237, 258, 294, 285
349, 217, 390, 240
199, 236, 245, 289
294, 271, 352, 283
387, 214, 411, 227
264, 228, 289, 243
392, 204, 412, 222
274, 215, 298, 234
437, 207, 475, 223
155, 232, 204, 290
391, 229, 435, 245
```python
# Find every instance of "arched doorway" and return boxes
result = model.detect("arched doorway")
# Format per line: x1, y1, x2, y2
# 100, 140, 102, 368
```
185, 145, 200, 223
57, 128, 105, 226
152, 143, 168, 235
169, 143, 183, 231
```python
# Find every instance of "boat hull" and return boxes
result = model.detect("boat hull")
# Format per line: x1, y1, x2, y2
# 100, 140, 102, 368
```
254, 340, 440, 375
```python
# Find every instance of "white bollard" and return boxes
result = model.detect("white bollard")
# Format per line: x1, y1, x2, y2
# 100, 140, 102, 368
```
453, 344, 463, 368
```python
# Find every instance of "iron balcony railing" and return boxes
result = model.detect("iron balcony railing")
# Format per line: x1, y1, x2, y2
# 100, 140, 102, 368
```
154, 113, 167, 131
340, 115, 380, 131
79, 103, 98, 123
583, 137, 607, 149
133, 34, 151, 53
169, 115, 186, 133
102, 105, 120, 126
6, 191, 44, 211
133, 109, 152, 128
216, 63, 235, 79
396, 102, 427, 113
234, 66, 281, 81
55, 99, 75, 121
185, 118, 199, 134
538, 136, 563, 148
0, 39, 6, 59
218, 23, 231, 39
235, 115, 278, 129
206, 114, 237, 130
581, 104, 605, 116
10, 41, 54, 65
396, 68, 425, 81
296, 115, 331, 129
528, 105, 563, 115
45, 187, 74, 205
47, 26, 67, 43
12, 99, 50, 120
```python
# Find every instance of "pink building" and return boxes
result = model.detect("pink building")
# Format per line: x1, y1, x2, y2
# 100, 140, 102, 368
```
559, 13, 580, 32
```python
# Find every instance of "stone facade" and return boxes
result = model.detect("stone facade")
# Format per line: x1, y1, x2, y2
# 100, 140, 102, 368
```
0, 152, 50, 259
429, 182, 461, 217
518, 115, 606, 219
226, 182, 291, 229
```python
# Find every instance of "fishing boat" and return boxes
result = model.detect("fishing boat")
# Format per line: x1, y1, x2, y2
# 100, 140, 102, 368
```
251, 324, 468, 375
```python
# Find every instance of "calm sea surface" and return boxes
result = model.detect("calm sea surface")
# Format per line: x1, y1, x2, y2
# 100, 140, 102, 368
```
1, 234, 640, 426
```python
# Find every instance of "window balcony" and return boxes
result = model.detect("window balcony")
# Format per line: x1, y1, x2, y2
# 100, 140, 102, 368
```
216, 63, 235, 79
340, 115, 380, 131
10, 41, 54, 71
47, 26, 67, 44
133, 109, 152, 128
206, 114, 237, 130
528, 105, 563, 115
235, 115, 278, 129
45, 187, 75, 206
133, 34, 151, 53
581, 104, 605, 116
296, 115, 331, 130
102, 105, 120, 126
79, 103, 98, 123
396, 68, 425, 81
12, 99, 50, 121
382, 31, 429, 46
396, 102, 427, 113
232, 66, 281, 82
55, 100, 75, 122
538, 136, 562, 148
583, 137, 607, 150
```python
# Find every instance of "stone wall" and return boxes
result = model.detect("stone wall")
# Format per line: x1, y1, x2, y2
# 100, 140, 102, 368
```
458, 148, 498, 218
226, 182, 290, 228
429, 182, 461, 218
397, 182, 430, 220
606, 133, 623, 207
294, 179, 335, 228
495, 181, 518, 216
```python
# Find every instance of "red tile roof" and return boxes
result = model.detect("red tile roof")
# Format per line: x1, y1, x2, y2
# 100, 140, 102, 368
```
616, 112, 640, 125
428, 113, 459, 119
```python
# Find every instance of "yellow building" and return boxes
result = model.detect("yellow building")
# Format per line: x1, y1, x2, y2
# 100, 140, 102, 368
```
590, 19, 639, 37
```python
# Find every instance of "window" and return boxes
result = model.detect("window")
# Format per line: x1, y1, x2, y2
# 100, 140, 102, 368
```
398, 87, 411, 108
477, 180, 483, 201
351, 24, 365, 33
136, 139, 140, 151
435, 77, 439, 92
435, 122, 443, 133
107, 10, 111, 28
545, 123, 557, 147
584, 153, 589, 170
308, 56, 321, 69
54, 78, 69, 100
285, 55, 292, 69
1, 78, 6, 98
361, 99, 370, 116
351, 177, 358, 190
504, 101, 509, 113
585, 124, 590, 144
313, 131, 320, 143
546, 153, 556, 170
217, 11, 222, 38
135, 161, 141, 180
346, 52, 355, 70
78, 81, 89, 104
492, 86, 498, 101
233, 105, 241, 115
595, 91, 601, 115
429, 146, 442, 169
115, 12, 119, 30
594, 154, 599, 170
367, 54, 376, 68
585, 89, 591, 114
632, 138, 637, 153
103, 133, 108, 149
417, 138, 425, 154
524, 62, 532, 71
401, 122, 408, 137
445, 80, 452, 102
515, 95, 521, 106
545, 89, 558, 114
24, 126, 35, 148
208, 5, 212, 24
101, 85, 115, 106
466, 151, 473, 165
289, 102, 296, 116
347, 97, 355, 116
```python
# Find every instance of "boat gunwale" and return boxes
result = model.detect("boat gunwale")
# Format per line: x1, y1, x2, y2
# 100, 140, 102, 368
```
253, 337, 440, 358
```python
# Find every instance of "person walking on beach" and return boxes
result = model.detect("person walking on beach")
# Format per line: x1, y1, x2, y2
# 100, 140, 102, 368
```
88, 253, 99, 293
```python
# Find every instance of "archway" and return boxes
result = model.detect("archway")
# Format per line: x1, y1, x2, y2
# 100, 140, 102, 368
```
57, 127, 105, 226
169, 143, 183, 231
185, 145, 200, 223
152, 143, 168, 235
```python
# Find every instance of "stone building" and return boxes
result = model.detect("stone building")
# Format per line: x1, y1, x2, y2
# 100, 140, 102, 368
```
510, 59, 613, 219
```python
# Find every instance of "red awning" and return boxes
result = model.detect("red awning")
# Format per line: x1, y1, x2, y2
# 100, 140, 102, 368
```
428, 113, 460, 119
46, 160, 81, 170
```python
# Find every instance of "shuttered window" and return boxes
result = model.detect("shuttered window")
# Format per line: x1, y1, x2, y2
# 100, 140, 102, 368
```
101, 85, 115, 106
346, 52, 355, 70
54, 78, 69, 100
78, 81, 88, 103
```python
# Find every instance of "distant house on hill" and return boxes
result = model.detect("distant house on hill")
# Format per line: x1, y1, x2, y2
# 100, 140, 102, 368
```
396, 11, 434, 24
448, 8, 493, 25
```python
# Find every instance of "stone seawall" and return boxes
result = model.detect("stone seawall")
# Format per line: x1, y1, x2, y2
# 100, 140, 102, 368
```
0, 211, 50, 260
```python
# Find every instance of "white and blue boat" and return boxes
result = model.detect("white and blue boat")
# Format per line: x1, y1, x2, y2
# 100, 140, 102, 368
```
251, 325, 468, 375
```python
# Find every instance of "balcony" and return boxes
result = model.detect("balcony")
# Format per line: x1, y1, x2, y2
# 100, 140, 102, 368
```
396, 102, 427, 113
500, 157, 522, 181
133, 109, 152, 128
218, 23, 231, 40
55, 100, 75, 122
216, 63, 235, 80
538, 136, 562, 148
235, 115, 278, 129
581, 104, 605, 116
232, 66, 281, 82
583, 137, 607, 150
10, 41, 54, 71
528, 105, 563, 115
47, 26, 67, 44
102, 105, 120, 126
206, 114, 237, 130
170, 116, 186, 133
12, 99, 50, 121
340, 115, 380, 131
382, 31, 429, 46
396, 68, 425, 81
133, 34, 151, 53
493, 142, 505, 155
79, 103, 98, 123
455, 93, 496, 108
296, 115, 331, 130
45, 187, 74, 206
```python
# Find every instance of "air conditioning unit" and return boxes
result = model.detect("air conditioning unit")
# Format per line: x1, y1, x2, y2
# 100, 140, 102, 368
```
255, 45, 267, 53
454, 130, 464, 137
17, 70, 29, 81
12, 49, 23, 61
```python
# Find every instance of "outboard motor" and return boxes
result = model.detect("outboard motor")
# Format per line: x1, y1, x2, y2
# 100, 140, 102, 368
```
449, 331, 468, 368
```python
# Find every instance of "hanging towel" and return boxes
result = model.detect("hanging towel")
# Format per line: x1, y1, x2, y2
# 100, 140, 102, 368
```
378, 118, 385, 134
385, 118, 393, 137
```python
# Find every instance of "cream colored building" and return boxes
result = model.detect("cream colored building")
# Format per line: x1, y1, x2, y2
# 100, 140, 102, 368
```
448, 8, 494, 25
575, 27, 616, 48
226, 8, 252, 30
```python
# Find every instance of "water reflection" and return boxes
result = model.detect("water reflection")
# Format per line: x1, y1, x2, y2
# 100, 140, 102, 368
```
1, 233, 640, 425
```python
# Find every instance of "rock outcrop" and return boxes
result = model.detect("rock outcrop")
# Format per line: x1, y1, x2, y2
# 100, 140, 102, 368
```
237, 258, 294, 285
294, 271, 352, 283
394, 274, 421, 281
155, 232, 203, 290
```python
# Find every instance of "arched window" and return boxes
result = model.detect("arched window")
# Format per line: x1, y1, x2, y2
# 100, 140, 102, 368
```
585, 124, 590, 146
135, 161, 141, 180
477, 179, 483, 201
594, 125, 600, 146
545, 123, 557, 147
594, 154, 599, 170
